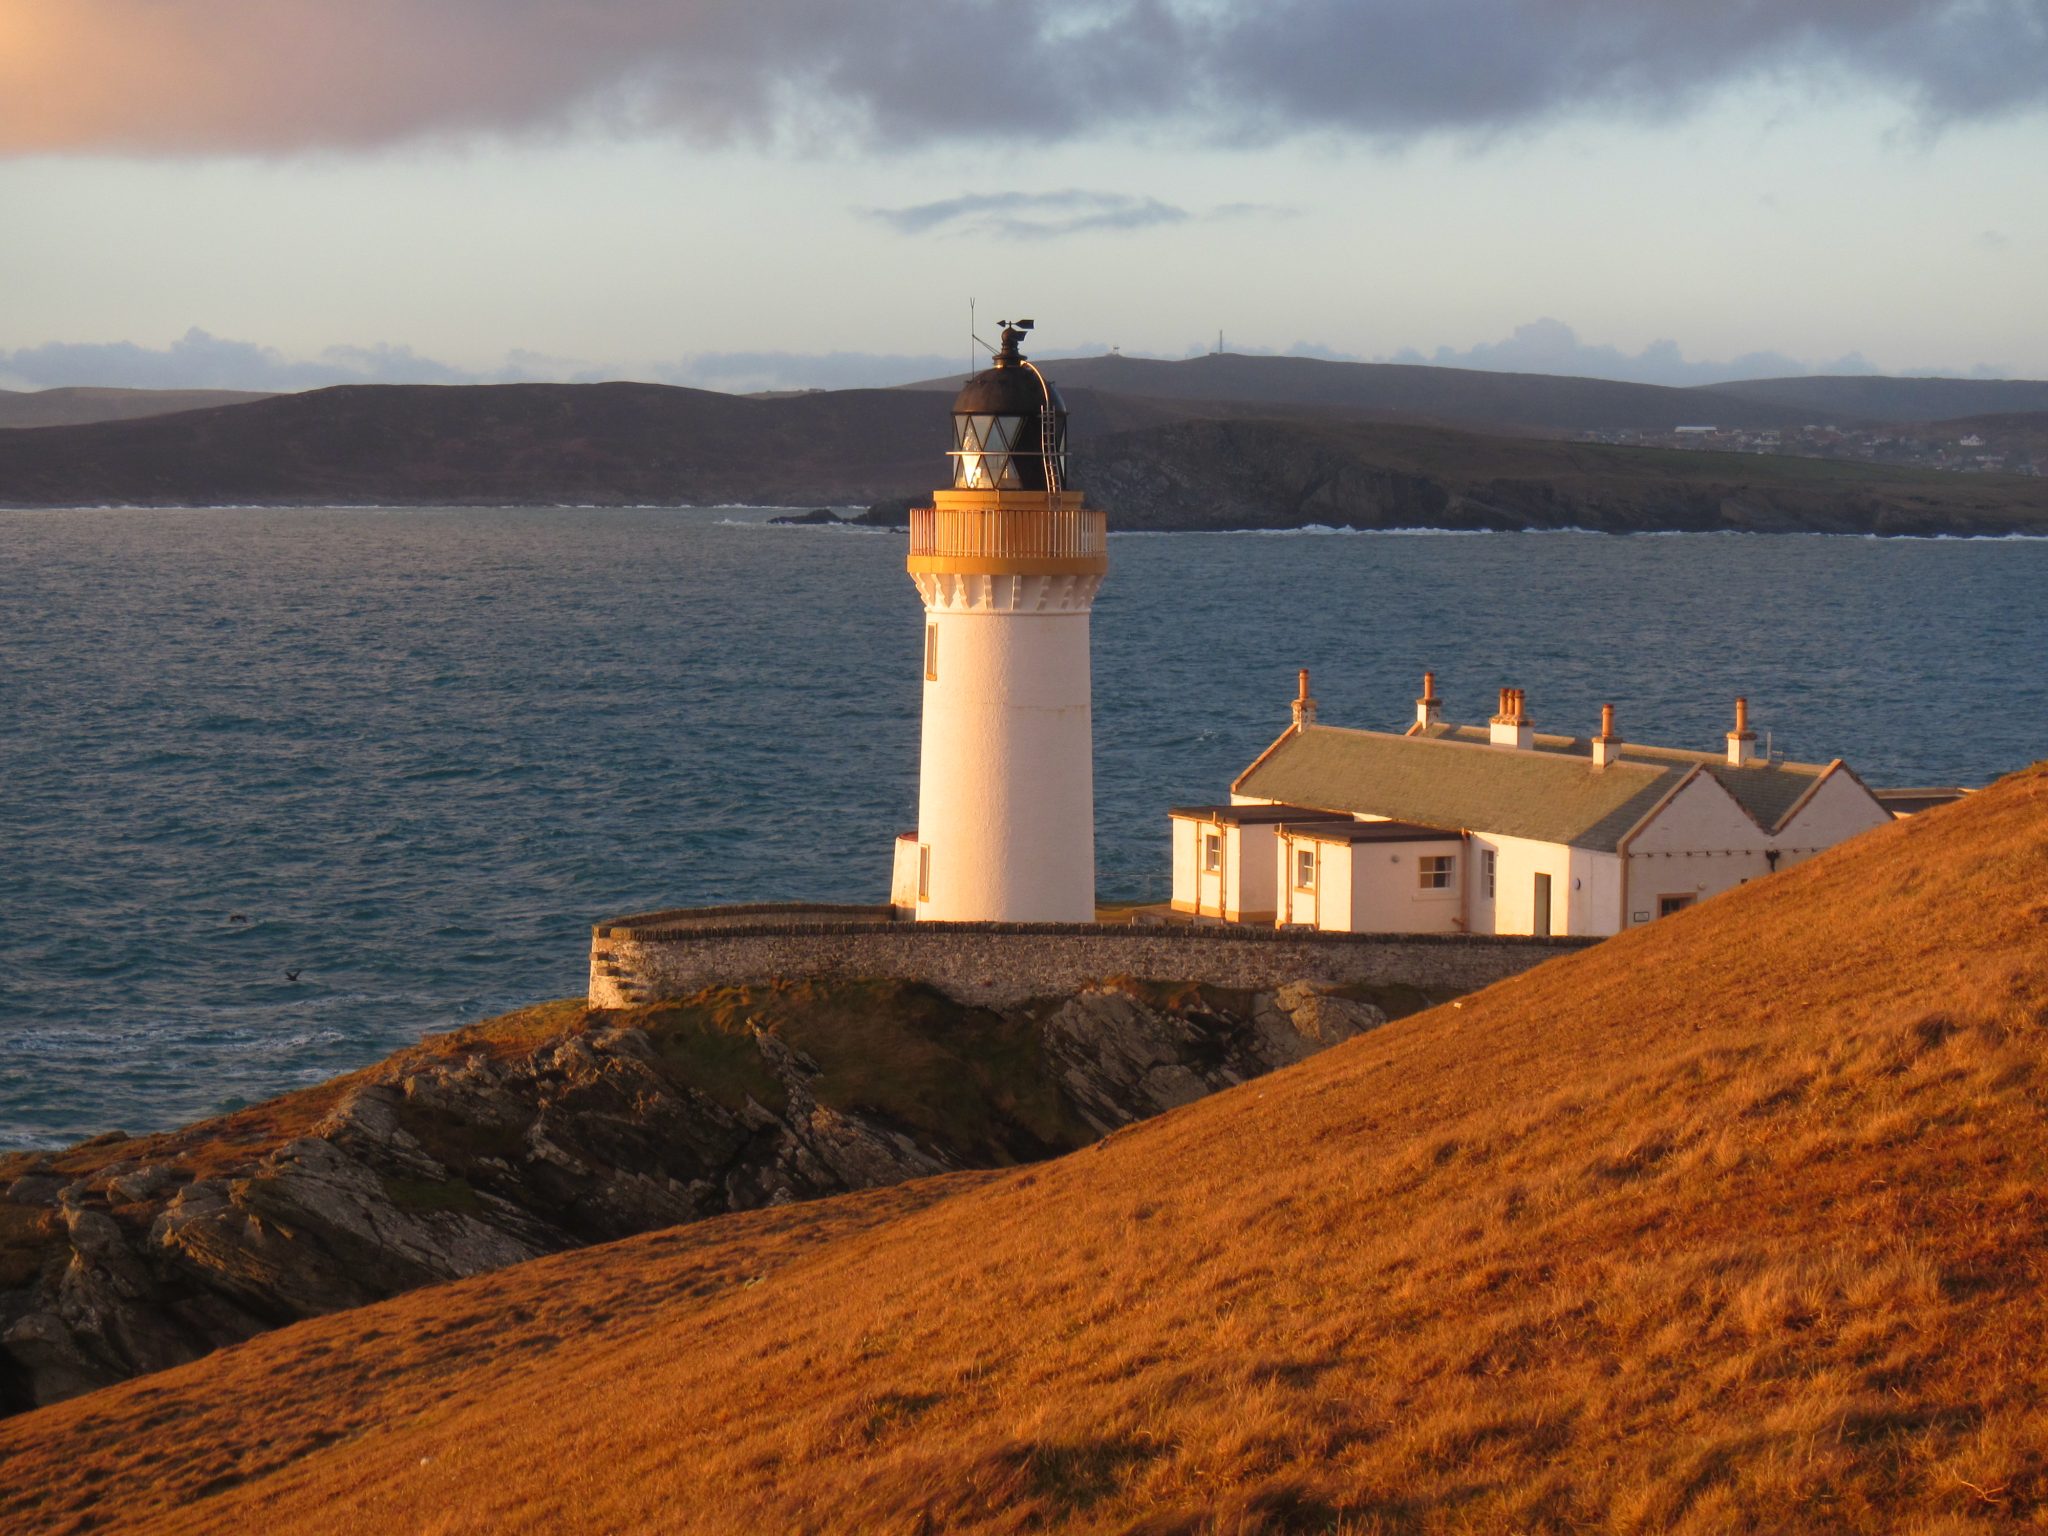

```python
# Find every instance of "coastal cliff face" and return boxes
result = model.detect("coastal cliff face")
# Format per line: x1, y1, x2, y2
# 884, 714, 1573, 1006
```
1075, 418, 2048, 535
0, 976, 1407, 1416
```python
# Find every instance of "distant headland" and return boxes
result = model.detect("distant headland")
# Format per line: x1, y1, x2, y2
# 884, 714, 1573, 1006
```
2, 357, 2043, 536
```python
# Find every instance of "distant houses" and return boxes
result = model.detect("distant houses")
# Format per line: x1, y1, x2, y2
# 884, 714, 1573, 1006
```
1170, 673, 1957, 938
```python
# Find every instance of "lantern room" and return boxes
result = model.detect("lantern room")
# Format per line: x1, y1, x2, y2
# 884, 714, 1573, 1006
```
948, 320, 1068, 492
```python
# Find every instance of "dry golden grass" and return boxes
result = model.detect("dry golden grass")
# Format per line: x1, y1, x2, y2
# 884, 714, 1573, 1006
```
6, 766, 2047, 1534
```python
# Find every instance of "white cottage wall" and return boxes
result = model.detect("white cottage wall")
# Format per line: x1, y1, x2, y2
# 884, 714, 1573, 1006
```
1233, 824, 1285, 922
1486, 834, 1581, 936
1279, 832, 1327, 928
1347, 837, 1466, 934
1623, 772, 1773, 924
1170, 818, 1200, 913
1775, 768, 1891, 866
1568, 847, 1625, 935
1316, 843, 1354, 931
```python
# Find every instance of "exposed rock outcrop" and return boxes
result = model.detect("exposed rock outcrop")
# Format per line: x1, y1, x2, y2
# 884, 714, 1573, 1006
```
0, 976, 1399, 1415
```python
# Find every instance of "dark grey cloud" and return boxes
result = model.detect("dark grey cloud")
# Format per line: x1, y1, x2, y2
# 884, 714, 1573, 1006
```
8, 1, 2043, 156
865, 191, 1298, 239
868, 190, 1192, 239
0, 329, 558, 391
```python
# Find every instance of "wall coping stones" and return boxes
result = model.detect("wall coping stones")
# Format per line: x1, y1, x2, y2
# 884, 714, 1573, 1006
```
589, 903, 1599, 1007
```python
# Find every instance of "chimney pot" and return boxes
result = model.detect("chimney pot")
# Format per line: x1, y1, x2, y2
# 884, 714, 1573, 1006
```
1490, 685, 1533, 749
1592, 702, 1620, 767
1415, 670, 1442, 730
1726, 694, 1758, 766
1291, 668, 1318, 730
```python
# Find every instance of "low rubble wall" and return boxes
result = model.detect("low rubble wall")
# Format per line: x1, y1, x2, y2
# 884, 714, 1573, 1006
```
589, 908, 1596, 1007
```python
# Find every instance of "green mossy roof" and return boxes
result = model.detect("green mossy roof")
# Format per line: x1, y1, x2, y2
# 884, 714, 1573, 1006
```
1233, 720, 1842, 852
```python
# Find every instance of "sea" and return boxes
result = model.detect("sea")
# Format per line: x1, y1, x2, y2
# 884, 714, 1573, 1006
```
2, 506, 2044, 1149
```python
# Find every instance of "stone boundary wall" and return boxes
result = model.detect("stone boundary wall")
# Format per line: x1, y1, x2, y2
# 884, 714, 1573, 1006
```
589, 909, 1597, 1008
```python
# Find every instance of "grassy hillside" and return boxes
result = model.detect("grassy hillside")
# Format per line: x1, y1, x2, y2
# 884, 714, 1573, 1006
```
0, 381, 953, 507
4, 380, 2040, 535
1088, 416, 2048, 534
0, 386, 275, 430
916, 353, 1816, 434
6, 766, 2045, 1532
1705, 375, 2048, 425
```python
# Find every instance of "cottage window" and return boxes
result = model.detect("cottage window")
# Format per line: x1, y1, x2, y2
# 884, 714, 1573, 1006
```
1418, 854, 1455, 890
1482, 849, 1496, 898
1295, 847, 1316, 889
1658, 893, 1695, 918
1203, 833, 1221, 872
924, 624, 939, 681
918, 845, 932, 902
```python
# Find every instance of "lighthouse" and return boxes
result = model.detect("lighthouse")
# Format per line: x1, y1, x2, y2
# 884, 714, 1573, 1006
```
894, 320, 1107, 922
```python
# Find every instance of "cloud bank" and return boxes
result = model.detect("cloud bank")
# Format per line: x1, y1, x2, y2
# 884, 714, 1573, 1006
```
0, 329, 569, 392
1374, 318, 1892, 388
3, 322, 2020, 395
0, 330, 1049, 394
3, 0, 2044, 156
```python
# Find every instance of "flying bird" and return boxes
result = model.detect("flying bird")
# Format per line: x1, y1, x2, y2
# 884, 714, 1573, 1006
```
285, 969, 301, 982
229, 913, 248, 923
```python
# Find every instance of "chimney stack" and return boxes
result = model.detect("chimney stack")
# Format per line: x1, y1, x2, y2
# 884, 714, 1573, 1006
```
1414, 670, 1442, 731
1292, 668, 1318, 731
1726, 695, 1757, 766
1489, 686, 1533, 750
1591, 702, 1620, 768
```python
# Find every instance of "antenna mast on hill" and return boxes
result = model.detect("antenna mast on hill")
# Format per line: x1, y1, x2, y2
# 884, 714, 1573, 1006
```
969, 298, 976, 380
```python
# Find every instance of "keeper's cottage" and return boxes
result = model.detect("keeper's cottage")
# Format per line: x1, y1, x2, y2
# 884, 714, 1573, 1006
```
1172, 673, 1901, 938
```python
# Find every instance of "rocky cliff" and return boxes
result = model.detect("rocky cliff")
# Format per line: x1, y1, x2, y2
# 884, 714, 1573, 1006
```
0, 975, 1411, 1415
1075, 417, 2048, 535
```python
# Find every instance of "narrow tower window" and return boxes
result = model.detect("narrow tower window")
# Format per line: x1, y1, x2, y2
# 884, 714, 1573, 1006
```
924, 623, 939, 681
918, 845, 932, 902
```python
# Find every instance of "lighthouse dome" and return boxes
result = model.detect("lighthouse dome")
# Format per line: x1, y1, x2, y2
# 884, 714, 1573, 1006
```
949, 321, 1067, 492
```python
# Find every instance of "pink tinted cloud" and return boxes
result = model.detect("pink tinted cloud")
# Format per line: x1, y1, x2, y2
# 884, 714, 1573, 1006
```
1, 0, 2042, 156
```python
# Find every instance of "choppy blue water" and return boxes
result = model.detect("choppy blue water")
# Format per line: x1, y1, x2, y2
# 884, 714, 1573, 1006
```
2, 506, 2043, 1147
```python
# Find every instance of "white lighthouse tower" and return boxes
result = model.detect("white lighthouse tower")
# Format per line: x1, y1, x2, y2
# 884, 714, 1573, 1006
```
893, 320, 1107, 923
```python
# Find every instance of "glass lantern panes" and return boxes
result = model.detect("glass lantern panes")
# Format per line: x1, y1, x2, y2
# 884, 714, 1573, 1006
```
953, 413, 1027, 489
950, 408, 1068, 490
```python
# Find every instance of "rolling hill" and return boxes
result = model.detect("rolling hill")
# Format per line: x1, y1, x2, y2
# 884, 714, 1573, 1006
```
913, 352, 1812, 435
4, 764, 2044, 1533
916, 354, 2048, 434
1083, 415, 2048, 535
1705, 375, 2048, 425
0, 386, 274, 430
0, 381, 944, 508
2, 380, 2041, 533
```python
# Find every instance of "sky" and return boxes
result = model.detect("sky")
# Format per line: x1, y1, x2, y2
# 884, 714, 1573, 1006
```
2, 0, 2045, 393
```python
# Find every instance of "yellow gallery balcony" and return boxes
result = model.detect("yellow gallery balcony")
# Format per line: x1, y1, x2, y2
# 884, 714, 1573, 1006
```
907, 491, 1108, 577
